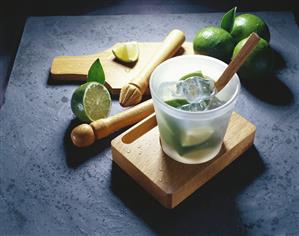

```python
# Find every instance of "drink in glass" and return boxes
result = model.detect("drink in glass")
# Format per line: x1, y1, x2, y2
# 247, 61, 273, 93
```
149, 55, 240, 164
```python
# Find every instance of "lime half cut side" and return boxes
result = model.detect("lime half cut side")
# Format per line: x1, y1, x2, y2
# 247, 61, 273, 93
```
180, 127, 214, 147
112, 41, 139, 63
71, 82, 111, 122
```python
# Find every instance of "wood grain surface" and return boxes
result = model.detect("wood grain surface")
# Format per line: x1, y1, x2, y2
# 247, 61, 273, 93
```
111, 112, 256, 208
50, 42, 193, 95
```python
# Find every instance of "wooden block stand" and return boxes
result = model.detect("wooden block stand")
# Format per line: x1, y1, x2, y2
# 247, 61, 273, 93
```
111, 113, 256, 209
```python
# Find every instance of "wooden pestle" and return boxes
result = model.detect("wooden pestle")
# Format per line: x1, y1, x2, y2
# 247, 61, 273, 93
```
71, 99, 154, 147
119, 29, 185, 107
71, 33, 260, 148
215, 33, 260, 91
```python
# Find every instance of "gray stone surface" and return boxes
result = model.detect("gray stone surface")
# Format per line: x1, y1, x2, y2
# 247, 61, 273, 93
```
0, 12, 298, 235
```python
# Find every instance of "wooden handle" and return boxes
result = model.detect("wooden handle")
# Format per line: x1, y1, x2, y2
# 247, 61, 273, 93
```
215, 33, 260, 91
119, 29, 185, 107
71, 99, 154, 147
132, 29, 185, 93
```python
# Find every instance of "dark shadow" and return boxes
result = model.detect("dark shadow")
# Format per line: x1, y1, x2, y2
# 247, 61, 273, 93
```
241, 47, 293, 105
1, 0, 122, 16
108, 89, 152, 101
64, 117, 137, 168
64, 118, 110, 168
110, 145, 264, 235
272, 47, 287, 71
64, 118, 117, 168
241, 75, 293, 105
174, 46, 186, 56
0, 16, 25, 108
112, 58, 137, 68
47, 76, 84, 86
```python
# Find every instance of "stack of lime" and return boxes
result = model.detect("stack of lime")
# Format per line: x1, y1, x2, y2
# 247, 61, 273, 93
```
193, 7, 274, 79
193, 27, 234, 62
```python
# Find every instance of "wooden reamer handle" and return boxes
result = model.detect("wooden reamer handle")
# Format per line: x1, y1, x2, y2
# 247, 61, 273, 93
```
119, 29, 185, 107
71, 99, 154, 147
131, 29, 186, 94
215, 33, 260, 91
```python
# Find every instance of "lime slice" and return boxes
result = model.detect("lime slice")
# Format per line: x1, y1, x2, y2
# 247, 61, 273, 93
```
179, 71, 204, 80
180, 127, 214, 147
112, 42, 139, 63
71, 82, 111, 122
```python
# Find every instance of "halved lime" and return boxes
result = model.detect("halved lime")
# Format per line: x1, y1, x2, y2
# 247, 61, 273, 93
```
71, 82, 111, 122
112, 42, 139, 63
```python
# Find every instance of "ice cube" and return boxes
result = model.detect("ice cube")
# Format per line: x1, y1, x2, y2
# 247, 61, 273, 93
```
207, 96, 225, 110
158, 81, 180, 100
160, 76, 225, 111
175, 82, 184, 96
178, 76, 215, 103
180, 99, 210, 111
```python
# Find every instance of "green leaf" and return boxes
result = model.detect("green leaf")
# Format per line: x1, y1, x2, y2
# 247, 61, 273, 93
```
220, 7, 237, 32
165, 99, 189, 108
87, 58, 105, 84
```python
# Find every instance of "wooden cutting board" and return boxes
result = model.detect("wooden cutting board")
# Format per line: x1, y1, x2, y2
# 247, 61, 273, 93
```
50, 42, 194, 95
111, 113, 256, 209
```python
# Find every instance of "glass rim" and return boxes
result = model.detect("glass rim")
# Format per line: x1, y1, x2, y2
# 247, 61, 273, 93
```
149, 55, 240, 118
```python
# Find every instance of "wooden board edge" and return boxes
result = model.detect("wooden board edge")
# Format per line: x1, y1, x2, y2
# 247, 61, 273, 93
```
171, 126, 256, 208
111, 144, 173, 208
50, 72, 86, 81
111, 112, 257, 209
111, 113, 173, 208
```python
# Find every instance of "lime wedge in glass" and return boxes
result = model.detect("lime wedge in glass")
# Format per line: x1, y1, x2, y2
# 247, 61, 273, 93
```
164, 99, 189, 108
180, 127, 214, 147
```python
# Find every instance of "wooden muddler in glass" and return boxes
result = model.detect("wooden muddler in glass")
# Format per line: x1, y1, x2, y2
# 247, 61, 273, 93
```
119, 29, 185, 107
71, 33, 260, 148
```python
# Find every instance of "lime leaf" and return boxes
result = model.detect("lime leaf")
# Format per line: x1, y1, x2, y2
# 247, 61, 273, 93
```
87, 58, 105, 84
165, 99, 189, 108
220, 7, 237, 32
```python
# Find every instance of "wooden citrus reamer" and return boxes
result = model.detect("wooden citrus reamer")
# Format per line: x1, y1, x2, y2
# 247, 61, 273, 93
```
119, 29, 186, 107
71, 33, 260, 148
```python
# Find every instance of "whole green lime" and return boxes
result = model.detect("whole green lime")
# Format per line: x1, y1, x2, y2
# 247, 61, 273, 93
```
193, 26, 235, 62
231, 14, 270, 43
232, 36, 273, 79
